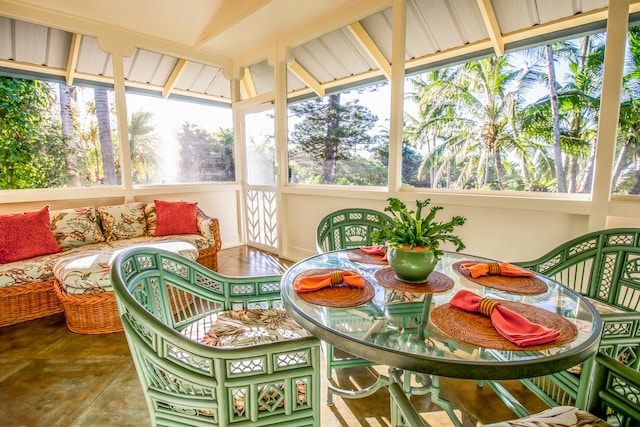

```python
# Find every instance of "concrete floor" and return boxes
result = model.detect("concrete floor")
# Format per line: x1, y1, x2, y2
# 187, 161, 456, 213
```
0, 246, 550, 427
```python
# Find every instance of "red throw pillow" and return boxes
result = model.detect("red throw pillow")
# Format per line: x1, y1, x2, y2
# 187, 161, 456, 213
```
154, 200, 199, 236
0, 205, 62, 264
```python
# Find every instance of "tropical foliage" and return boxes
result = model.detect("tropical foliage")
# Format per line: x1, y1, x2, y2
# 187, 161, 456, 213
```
288, 91, 390, 185
4, 26, 640, 195
0, 79, 234, 189
0, 77, 66, 189
402, 30, 640, 194
370, 198, 466, 258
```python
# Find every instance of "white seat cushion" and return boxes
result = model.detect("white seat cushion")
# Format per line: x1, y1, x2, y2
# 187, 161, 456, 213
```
482, 406, 612, 427
54, 240, 198, 295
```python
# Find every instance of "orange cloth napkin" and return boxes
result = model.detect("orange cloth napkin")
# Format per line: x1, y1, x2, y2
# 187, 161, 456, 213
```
460, 262, 535, 279
360, 245, 388, 261
449, 290, 560, 347
294, 270, 365, 293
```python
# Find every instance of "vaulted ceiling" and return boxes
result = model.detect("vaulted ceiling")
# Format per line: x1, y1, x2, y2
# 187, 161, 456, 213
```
0, 0, 637, 104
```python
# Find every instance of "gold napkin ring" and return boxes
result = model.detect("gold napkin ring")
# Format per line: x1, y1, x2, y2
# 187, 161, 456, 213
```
478, 298, 500, 317
330, 270, 343, 285
488, 262, 501, 275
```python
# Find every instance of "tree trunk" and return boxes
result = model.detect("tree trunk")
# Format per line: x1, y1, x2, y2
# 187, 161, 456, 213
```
569, 156, 577, 193
59, 84, 80, 186
546, 44, 567, 192
322, 94, 340, 183
629, 145, 640, 194
94, 88, 117, 185
579, 145, 596, 193
494, 146, 507, 190
611, 141, 631, 190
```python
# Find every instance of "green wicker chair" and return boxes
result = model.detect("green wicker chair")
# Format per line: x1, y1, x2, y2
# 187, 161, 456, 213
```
110, 247, 321, 427
315, 208, 392, 382
316, 208, 392, 253
482, 352, 640, 427
512, 228, 640, 409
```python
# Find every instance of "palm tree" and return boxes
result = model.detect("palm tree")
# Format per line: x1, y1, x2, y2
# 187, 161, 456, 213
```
545, 44, 567, 192
128, 110, 157, 184
614, 25, 640, 194
59, 83, 81, 186
405, 57, 527, 190
559, 36, 604, 193
94, 88, 117, 185
521, 37, 604, 193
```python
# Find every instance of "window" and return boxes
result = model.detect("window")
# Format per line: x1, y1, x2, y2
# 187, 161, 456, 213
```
0, 77, 120, 189
287, 83, 389, 186
403, 32, 608, 194
612, 25, 640, 195
245, 109, 275, 186
125, 93, 234, 185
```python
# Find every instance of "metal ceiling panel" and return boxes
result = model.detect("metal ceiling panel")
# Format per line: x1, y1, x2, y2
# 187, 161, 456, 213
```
76, 36, 112, 77
248, 60, 274, 96
123, 49, 177, 85
174, 61, 230, 98
286, 69, 307, 93
0, 18, 71, 70
492, 0, 540, 34
293, 28, 377, 84
361, 8, 393, 63
202, 67, 230, 98
493, 0, 608, 34
46, 28, 72, 69
406, 0, 486, 60
0, 0, 624, 102
147, 55, 180, 87
13, 20, 49, 65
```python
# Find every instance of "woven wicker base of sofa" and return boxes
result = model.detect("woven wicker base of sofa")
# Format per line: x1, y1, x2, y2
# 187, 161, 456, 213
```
54, 280, 123, 334
0, 280, 64, 327
196, 245, 219, 271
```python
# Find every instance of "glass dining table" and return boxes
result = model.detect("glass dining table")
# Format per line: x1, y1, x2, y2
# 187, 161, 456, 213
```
280, 249, 602, 427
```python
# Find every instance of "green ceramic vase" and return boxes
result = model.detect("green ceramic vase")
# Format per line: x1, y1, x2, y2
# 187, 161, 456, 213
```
387, 246, 437, 283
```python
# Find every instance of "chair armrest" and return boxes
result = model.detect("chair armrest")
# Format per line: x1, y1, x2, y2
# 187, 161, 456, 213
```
196, 208, 222, 253
589, 352, 640, 423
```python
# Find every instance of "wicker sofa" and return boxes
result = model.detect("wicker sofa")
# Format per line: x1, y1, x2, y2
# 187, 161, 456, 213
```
0, 201, 221, 334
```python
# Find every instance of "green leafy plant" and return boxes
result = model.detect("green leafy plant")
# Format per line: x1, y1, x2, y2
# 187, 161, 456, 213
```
370, 198, 466, 258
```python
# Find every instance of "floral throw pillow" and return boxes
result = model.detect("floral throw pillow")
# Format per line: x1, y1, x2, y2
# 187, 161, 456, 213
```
97, 202, 147, 242
50, 207, 105, 250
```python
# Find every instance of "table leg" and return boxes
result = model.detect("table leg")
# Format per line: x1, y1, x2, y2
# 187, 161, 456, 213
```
389, 367, 464, 427
327, 373, 390, 405
389, 381, 428, 427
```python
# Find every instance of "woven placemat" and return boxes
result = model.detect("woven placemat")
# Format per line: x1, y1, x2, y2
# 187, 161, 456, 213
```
452, 261, 548, 295
430, 300, 578, 351
294, 269, 375, 308
374, 267, 454, 294
347, 249, 388, 265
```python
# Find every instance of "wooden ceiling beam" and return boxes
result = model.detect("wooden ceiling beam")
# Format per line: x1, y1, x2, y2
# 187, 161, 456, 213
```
65, 33, 81, 85
162, 58, 187, 98
288, 60, 325, 97
242, 67, 258, 98
476, 0, 504, 56
348, 21, 391, 80
194, 0, 272, 48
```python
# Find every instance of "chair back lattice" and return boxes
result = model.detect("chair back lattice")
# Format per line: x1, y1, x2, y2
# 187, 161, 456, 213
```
514, 228, 640, 408
516, 228, 640, 313
589, 353, 640, 426
316, 208, 392, 253
111, 247, 320, 427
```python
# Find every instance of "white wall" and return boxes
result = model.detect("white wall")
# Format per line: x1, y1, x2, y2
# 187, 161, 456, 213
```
279, 190, 639, 263
0, 184, 244, 249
